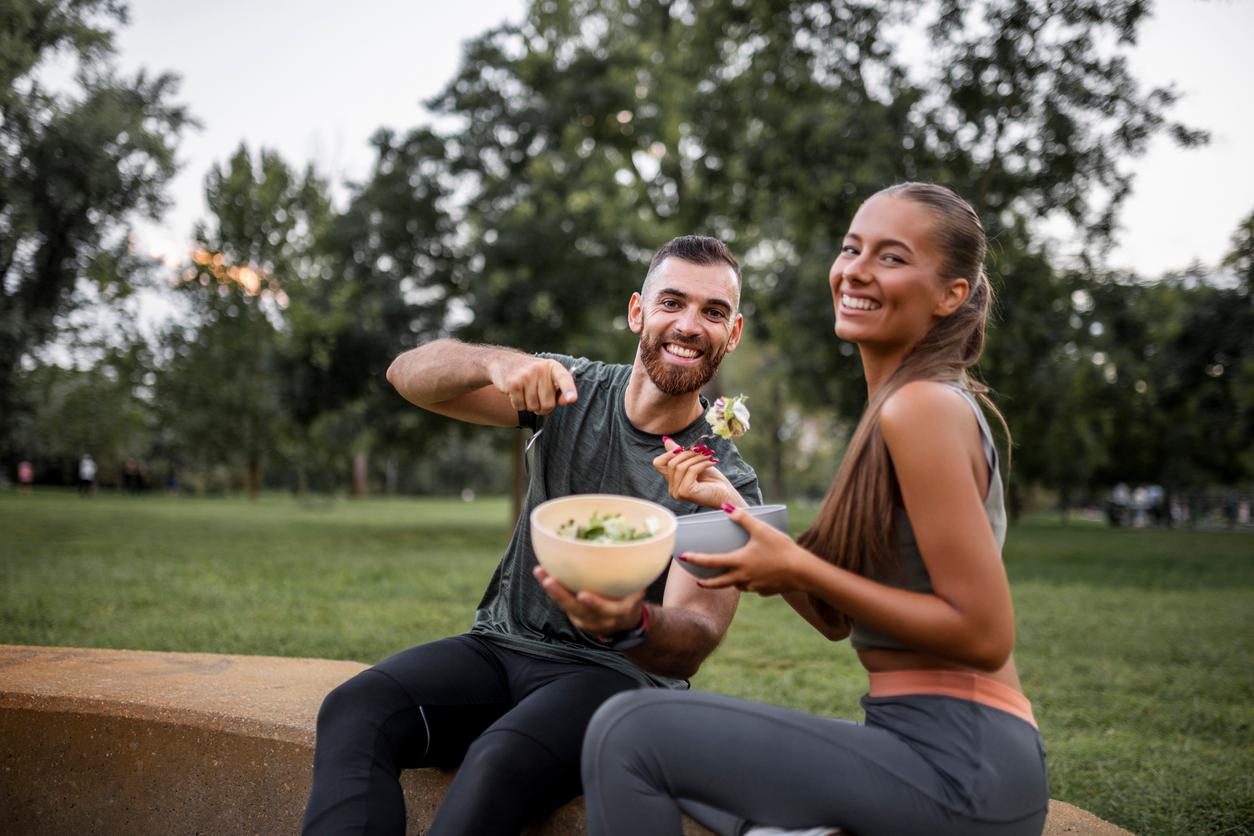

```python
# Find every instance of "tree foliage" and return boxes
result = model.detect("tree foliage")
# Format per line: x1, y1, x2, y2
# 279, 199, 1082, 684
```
422, 0, 1219, 505
154, 146, 328, 496
7, 0, 1247, 506
0, 0, 193, 449
281, 128, 461, 491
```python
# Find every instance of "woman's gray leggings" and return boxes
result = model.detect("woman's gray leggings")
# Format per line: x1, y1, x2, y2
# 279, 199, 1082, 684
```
581, 689, 1049, 836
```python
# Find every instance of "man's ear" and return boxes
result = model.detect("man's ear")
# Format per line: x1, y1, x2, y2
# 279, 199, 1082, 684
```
627, 292, 644, 334
934, 277, 970, 317
724, 313, 745, 353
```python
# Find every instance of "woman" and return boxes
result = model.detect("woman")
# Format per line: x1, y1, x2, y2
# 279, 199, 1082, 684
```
581, 183, 1049, 836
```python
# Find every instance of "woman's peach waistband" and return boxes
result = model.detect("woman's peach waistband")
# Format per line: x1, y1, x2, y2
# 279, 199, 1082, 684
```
867, 670, 1037, 729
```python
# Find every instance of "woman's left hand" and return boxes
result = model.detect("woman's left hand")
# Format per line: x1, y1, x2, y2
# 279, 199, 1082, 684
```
652, 437, 741, 510
681, 506, 810, 595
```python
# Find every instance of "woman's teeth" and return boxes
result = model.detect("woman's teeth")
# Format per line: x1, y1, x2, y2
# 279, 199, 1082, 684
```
842, 294, 881, 311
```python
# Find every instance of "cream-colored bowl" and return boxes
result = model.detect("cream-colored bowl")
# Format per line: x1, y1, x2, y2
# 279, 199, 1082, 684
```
530, 494, 678, 597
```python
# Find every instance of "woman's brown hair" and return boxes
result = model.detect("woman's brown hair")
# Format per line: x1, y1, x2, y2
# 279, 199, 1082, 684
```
796, 182, 1009, 630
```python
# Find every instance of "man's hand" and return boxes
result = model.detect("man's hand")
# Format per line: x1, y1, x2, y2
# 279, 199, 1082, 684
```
533, 566, 646, 635
489, 356, 578, 416
387, 341, 575, 427
652, 437, 744, 510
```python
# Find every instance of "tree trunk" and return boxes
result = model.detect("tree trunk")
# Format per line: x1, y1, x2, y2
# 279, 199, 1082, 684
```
769, 377, 786, 500
352, 452, 369, 497
246, 455, 260, 501
385, 457, 399, 496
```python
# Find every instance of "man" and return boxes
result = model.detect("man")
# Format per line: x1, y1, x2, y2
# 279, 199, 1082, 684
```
77, 453, 96, 497
303, 235, 761, 835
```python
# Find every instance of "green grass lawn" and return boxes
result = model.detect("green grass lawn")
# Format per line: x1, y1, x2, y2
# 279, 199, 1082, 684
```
2, 490, 1251, 834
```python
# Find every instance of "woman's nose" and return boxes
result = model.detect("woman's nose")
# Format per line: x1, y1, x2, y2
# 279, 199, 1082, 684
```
842, 254, 872, 285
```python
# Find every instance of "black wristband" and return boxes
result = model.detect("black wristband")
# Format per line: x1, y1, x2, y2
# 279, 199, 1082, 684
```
597, 604, 650, 651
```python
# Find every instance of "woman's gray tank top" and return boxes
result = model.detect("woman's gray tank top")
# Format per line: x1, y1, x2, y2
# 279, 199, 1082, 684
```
849, 386, 1007, 652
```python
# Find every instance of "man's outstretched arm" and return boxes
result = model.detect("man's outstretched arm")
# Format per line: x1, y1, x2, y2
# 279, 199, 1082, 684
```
386, 339, 577, 427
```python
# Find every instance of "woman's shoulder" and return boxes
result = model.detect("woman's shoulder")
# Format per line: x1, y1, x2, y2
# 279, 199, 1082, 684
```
881, 380, 971, 419
880, 381, 978, 444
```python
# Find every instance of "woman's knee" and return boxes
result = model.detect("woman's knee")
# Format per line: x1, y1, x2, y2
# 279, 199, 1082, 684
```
582, 689, 668, 766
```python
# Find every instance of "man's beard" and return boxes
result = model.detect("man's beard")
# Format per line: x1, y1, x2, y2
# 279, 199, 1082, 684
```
639, 325, 728, 396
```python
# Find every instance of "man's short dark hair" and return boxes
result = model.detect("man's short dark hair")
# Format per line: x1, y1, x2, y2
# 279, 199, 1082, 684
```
646, 235, 741, 285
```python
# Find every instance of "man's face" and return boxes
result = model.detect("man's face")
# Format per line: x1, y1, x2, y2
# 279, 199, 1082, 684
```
629, 257, 744, 396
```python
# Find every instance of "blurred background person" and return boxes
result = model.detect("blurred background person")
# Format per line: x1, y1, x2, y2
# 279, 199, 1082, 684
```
78, 454, 96, 497
17, 460, 34, 494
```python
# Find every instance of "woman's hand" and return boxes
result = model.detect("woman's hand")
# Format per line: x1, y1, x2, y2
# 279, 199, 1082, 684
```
652, 437, 742, 510
680, 506, 812, 595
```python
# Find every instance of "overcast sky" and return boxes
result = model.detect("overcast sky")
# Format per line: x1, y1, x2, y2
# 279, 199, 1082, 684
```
114, 0, 1254, 278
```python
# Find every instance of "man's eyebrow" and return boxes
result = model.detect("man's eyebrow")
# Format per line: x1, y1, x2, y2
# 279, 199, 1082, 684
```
656, 287, 734, 312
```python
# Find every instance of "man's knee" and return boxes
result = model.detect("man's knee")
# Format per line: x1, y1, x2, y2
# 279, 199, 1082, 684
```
316, 669, 403, 736
461, 728, 567, 787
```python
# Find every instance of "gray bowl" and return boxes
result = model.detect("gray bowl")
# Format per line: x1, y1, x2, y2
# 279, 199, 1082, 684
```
673, 504, 788, 579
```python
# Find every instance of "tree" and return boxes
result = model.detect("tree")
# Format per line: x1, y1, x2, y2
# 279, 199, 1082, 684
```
11, 327, 154, 485
155, 146, 328, 497
423, 0, 1203, 508
428, 1, 919, 512
979, 224, 1109, 518
922, 0, 1207, 237
281, 127, 461, 495
1221, 209, 1254, 479
1067, 235, 1253, 519
0, 0, 193, 453
1223, 208, 1254, 295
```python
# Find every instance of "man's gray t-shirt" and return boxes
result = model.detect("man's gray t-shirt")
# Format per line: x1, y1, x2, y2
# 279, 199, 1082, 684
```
470, 353, 763, 689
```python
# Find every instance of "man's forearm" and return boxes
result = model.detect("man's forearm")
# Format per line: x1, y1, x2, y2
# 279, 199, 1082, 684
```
386, 339, 523, 407
624, 602, 726, 680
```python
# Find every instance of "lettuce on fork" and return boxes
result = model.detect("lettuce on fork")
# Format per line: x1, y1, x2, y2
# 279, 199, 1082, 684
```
706, 394, 750, 440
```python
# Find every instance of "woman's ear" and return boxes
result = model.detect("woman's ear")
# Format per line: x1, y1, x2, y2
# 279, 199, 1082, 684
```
934, 277, 970, 317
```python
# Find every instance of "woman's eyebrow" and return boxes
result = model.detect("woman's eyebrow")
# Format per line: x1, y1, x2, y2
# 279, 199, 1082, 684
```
845, 233, 914, 255
879, 238, 915, 254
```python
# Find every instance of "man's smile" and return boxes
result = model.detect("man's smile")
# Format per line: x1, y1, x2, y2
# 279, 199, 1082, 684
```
663, 343, 703, 362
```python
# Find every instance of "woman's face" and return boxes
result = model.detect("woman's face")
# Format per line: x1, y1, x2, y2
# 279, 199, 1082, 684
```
828, 195, 964, 353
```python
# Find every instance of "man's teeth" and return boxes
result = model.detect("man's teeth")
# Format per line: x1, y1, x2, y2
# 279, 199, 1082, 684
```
666, 344, 701, 358
842, 294, 881, 311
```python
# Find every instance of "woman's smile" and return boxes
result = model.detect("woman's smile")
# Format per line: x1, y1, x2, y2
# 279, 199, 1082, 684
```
840, 293, 882, 312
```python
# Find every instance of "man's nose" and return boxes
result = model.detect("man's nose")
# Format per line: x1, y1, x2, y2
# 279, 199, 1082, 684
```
674, 305, 702, 333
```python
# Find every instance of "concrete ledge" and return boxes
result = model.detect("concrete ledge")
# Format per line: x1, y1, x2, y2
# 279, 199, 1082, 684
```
0, 645, 1130, 835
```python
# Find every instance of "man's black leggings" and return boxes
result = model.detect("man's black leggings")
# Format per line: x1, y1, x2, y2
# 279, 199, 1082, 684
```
301, 634, 640, 835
